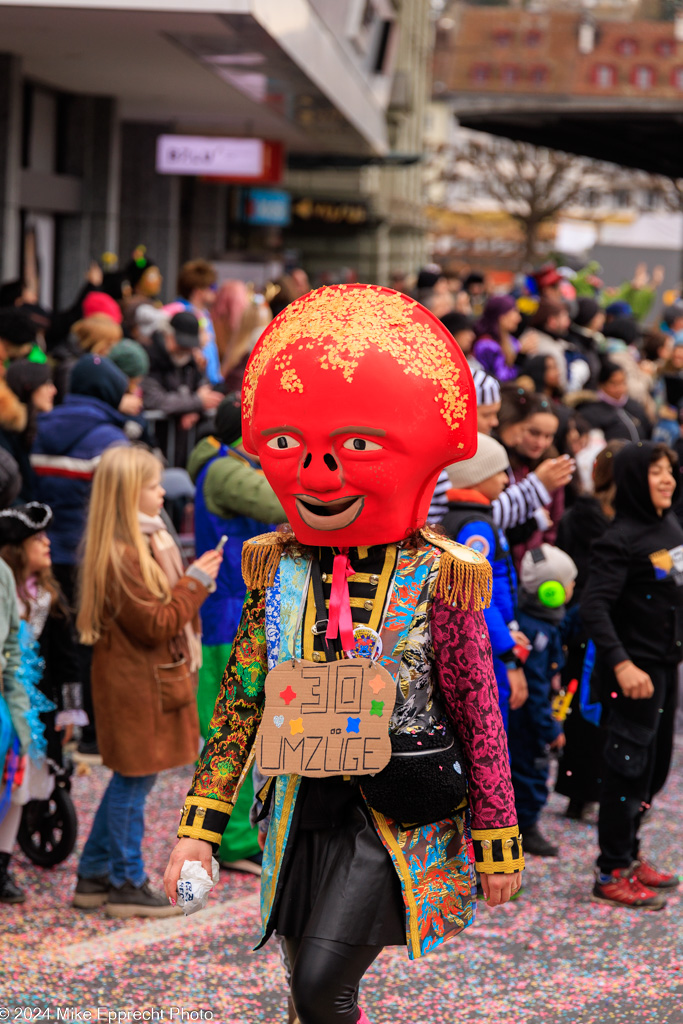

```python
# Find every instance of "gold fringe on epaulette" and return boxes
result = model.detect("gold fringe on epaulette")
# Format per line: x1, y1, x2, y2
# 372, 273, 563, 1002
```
435, 549, 492, 611
241, 533, 284, 589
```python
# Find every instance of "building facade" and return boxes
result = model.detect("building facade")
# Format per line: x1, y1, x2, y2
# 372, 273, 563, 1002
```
0, 0, 431, 307
433, 3, 683, 100
432, 2, 683, 177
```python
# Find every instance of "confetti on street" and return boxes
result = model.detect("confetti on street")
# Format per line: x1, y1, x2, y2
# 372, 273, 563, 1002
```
2, 746, 681, 1024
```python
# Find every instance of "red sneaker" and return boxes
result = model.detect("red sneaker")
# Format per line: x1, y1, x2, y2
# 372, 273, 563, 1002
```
633, 857, 680, 890
592, 869, 667, 910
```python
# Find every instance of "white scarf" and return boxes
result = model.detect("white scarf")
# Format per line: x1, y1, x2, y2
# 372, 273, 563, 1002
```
138, 512, 202, 672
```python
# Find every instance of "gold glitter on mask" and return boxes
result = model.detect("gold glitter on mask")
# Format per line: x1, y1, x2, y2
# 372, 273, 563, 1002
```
280, 368, 303, 393
244, 285, 469, 430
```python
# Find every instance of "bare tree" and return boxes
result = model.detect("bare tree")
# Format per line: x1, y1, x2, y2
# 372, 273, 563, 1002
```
450, 136, 607, 264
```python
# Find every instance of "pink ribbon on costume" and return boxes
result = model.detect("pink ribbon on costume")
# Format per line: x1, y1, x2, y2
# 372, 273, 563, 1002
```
325, 550, 356, 653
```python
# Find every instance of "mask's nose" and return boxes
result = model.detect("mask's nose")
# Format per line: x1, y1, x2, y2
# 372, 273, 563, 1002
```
299, 450, 342, 493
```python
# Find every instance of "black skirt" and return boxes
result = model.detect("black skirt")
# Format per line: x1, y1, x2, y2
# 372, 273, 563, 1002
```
274, 783, 407, 947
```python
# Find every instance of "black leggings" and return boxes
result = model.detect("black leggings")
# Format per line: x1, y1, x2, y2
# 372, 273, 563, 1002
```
285, 936, 383, 1024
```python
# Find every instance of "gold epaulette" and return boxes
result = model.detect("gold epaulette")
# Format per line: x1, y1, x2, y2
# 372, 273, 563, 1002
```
420, 527, 492, 611
241, 532, 286, 589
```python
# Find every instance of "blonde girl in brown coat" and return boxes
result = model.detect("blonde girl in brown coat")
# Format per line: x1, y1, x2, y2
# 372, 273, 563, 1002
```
73, 446, 222, 918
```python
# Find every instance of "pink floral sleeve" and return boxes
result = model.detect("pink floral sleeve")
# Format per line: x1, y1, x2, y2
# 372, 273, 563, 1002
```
431, 594, 516, 831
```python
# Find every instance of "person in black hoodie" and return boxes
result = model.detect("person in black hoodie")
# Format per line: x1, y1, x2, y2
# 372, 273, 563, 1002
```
555, 439, 626, 817
582, 441, 682, 909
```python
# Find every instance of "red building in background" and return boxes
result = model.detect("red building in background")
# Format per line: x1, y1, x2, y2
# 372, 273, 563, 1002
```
434, 6, 683, 100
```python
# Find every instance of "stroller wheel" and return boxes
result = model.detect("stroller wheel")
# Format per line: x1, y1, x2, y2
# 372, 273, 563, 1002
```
17, 783, 78, 867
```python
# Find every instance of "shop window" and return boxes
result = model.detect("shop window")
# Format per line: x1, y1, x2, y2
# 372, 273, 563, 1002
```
592, 64, 617, 88
530, 65, 548, 85
501, 65, 520, 85
493, 30, 513, 47
655, 39, 675, 58
616, 37, 639, 57
524, 30, 542, 48
672, 66, 683, 89
631, 65, 655, 89
470, 63, 492, 84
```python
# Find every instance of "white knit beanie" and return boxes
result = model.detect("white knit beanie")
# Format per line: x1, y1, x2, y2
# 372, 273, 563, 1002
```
446, 433, 510, 489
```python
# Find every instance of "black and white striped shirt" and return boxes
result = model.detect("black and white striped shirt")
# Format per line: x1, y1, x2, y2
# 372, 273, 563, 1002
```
429, 468, 550, 530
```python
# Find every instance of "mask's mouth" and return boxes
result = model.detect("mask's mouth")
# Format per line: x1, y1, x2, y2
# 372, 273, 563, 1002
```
295, 494, 365, 531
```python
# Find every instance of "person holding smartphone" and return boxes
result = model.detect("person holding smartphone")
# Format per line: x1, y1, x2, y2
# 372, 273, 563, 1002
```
73, 446, 222, 918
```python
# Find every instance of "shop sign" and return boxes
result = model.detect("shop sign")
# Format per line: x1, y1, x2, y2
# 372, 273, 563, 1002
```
156, 135, 284, 182
245, 188, 291, 226
292, 196, 369, 226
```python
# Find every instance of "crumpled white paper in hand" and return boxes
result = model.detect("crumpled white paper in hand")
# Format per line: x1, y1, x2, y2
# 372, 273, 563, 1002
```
176, 857, 220, 916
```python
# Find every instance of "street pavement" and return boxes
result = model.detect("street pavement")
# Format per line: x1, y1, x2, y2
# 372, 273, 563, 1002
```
1, 744, 682, 1024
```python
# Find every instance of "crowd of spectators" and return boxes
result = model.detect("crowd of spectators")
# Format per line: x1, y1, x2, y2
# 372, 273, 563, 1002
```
407, 256, 683, 910
0, 247, 681, 916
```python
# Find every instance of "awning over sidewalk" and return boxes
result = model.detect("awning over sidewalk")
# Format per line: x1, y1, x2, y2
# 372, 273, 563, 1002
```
0, 0, 389, 156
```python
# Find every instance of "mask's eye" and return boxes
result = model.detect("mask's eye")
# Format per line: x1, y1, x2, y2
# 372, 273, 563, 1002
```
266, 435, 301, 450
342, 438, 383, 452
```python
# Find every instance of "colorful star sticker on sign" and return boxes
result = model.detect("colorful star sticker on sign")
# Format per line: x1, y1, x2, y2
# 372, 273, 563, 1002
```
346, 717, 361, 734
367, 673, 386, 694
290, 718, 304, 735
280, 685, 297, 706
370, 700, 385, 717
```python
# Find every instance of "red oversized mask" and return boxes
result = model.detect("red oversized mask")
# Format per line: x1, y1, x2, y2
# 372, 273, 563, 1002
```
242, 284, 477, 547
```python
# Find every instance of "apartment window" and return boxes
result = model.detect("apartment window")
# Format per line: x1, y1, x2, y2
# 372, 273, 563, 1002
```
493, 30, 513, 47
632, 65, 655, 89
592, 64, 616, 87
524, 30, 542, 47
672, 66, 683, 89
614, 189, 632, 209
616, 37, 638, 57
530, 65, 548, 85
501, 65, 520, 85
470, 63, 492, 84
655, 39, 675, 57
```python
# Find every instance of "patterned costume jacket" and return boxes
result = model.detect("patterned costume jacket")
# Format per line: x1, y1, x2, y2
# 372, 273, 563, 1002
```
179, 531, 523, 960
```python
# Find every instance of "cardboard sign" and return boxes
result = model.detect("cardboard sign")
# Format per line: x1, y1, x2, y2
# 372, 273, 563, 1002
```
256, 659, 397, 778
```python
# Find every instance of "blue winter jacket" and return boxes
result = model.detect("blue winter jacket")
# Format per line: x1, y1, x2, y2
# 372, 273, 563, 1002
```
441, 499, 519, 729
442, 503, 517, 659
514, 607, 564, 748
193, 444, 276, 648
31, 395, 130, 565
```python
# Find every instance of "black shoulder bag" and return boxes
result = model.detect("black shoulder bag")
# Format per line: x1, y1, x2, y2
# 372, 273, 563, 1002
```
310, 558, 468, 828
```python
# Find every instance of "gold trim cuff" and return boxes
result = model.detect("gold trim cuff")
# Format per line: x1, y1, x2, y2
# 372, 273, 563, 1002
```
471, 825, 525, 874
177, 795, 231, 848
